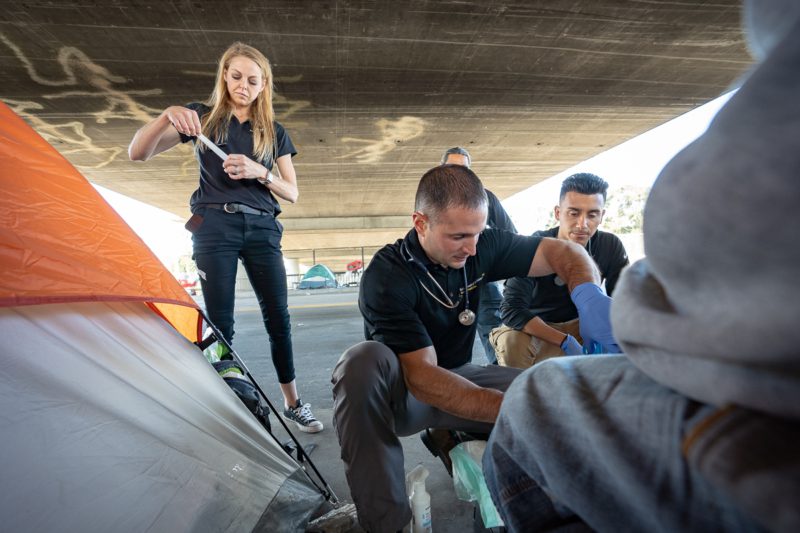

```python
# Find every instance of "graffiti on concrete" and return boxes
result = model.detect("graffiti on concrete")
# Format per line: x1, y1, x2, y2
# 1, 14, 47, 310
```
1, 33, 310, 172
338, 116, 427, 164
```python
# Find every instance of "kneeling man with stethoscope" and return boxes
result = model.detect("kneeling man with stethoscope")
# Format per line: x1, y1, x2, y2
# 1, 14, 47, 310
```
331, 163, 619, 533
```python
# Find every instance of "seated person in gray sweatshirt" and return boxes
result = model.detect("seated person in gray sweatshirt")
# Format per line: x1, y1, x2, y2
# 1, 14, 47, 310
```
483, 2, 800, 531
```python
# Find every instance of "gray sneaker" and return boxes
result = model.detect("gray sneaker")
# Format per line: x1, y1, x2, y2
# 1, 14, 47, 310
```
282, 400, 323, 433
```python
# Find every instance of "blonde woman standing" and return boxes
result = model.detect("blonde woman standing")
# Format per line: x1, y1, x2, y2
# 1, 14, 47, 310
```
129, 42, 322, 433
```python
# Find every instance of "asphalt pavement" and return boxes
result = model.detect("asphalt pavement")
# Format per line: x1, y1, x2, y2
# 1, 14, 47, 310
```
200, 286, 491, 532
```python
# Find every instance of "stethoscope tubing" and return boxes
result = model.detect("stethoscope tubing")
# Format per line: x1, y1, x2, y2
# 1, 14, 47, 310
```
401, 239, 476, 325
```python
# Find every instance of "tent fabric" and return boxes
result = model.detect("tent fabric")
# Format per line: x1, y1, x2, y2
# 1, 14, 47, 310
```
0, 101, 201, 342
0, 300, 323, 532
298, 264, 338, 289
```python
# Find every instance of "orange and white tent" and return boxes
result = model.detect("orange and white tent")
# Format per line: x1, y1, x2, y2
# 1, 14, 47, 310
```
0, 100, 201, 341
0, 102, 321, 532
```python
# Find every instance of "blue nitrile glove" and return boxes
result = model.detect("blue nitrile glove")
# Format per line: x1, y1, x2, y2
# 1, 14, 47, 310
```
584, 341, 604, 355
570, 282, 621, 354
560, 334, 584, 356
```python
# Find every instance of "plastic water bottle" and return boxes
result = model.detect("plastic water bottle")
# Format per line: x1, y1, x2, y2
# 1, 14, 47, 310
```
407, 464, 432, 533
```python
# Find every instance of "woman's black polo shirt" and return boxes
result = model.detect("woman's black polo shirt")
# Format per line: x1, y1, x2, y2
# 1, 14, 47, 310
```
359, 228, 541, 369
178, 102, 297, 216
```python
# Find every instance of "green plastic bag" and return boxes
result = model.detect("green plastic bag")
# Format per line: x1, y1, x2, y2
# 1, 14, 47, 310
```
203, 342, 230, 363
201, 327, 231, 363
450, 441, 504, 528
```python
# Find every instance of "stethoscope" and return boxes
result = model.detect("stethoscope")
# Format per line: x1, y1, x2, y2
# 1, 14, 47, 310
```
401, 240, 477, 326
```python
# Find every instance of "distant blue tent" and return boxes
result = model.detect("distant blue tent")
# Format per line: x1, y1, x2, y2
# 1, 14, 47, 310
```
298, 264, 337, 289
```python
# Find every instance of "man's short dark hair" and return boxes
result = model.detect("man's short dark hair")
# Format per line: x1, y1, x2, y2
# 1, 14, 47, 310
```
560, 172, 609, 202
441, 146, 472, 167
415, 164, 487, 222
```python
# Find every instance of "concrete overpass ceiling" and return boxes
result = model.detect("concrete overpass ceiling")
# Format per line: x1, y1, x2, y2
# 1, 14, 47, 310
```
0, 1, 752, 255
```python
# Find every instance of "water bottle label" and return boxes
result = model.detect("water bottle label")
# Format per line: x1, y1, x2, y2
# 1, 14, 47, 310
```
421, 509, 431, 529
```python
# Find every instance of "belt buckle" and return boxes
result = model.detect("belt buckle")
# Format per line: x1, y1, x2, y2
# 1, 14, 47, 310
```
223, 202, 237, 214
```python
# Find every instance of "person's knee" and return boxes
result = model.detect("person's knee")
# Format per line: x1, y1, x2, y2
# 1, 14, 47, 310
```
332, 340, 396, 390
495, 330, 533, 368
505, 330, 531, 350
503, 359, 574, 414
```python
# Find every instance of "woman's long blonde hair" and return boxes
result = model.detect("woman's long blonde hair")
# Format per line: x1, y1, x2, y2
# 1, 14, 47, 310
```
201, 42, 277, 163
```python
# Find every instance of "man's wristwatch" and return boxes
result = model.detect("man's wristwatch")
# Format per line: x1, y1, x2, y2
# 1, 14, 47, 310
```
257, 170, 274, 186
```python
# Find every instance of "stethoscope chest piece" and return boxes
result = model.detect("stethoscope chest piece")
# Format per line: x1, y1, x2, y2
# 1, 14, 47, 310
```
458, 309, 476, 326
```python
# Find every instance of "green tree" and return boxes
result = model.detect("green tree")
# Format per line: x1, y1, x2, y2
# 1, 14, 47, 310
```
602, 186, 648, 235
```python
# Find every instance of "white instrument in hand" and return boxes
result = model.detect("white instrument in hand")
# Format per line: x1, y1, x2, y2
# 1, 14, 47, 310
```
196, 133, 228, 161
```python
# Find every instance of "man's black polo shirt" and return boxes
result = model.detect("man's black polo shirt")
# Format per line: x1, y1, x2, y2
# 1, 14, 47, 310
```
178, 102, 297, 216
359, 228, 541, 369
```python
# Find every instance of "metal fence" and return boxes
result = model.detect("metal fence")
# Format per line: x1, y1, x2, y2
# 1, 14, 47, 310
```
284, 245, 383, 289
287, 269, 363, 290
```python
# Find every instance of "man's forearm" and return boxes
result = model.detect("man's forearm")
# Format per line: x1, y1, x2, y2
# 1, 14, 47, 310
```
530, 238, 600, 291
559, 242, 600, 291
406, 364, 502, 423
522, 316, 566, 345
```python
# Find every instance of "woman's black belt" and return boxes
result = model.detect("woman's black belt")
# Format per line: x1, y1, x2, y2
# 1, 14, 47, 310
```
203, 203, 272, 216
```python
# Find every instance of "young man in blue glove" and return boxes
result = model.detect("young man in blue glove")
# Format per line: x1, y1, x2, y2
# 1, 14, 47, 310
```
483, 1, 800, 531
491, 173, 628, 368
331, 164, 617, 533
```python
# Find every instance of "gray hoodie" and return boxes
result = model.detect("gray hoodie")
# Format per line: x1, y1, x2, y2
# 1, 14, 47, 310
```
612, 4, 800, 422
610, 5, 800, 530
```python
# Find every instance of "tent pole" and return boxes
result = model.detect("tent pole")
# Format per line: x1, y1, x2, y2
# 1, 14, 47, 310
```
197, 315, 339, 505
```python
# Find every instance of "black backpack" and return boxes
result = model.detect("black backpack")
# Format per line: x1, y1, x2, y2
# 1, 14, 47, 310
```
212, 360, 271, 432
